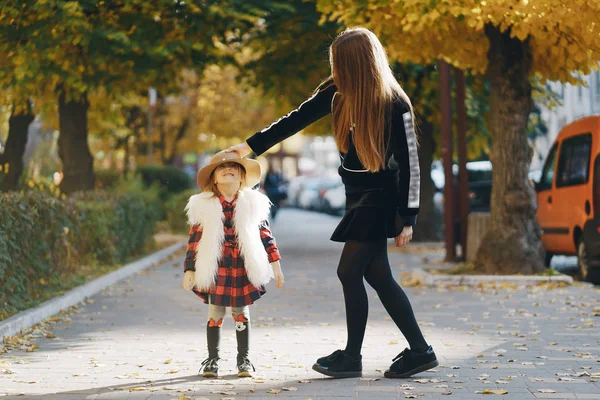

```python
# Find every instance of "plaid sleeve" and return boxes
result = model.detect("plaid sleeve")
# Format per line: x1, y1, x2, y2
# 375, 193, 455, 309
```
184, 224, 203, 272
259, 221, 281, 263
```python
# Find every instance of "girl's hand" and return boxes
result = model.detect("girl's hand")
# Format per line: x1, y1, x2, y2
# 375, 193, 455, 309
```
182, 270, 196, 291
272, 261, 285, 288
224, 142, 252, 157
394, 226, 413, 247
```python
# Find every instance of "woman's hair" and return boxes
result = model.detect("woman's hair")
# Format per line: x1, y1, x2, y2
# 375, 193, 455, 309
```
325, 27, 416, 172
204, 163, 247, 194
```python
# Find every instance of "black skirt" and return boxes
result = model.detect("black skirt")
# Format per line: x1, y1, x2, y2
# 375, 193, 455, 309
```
330, 188, 404, 243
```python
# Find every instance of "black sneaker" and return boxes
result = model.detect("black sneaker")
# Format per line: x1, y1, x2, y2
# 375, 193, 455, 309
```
199, 357, 219, 377
316, 349, 345, 368
384, 346, 438, 379
237, 356, 255, 377
312, 350, 362, 378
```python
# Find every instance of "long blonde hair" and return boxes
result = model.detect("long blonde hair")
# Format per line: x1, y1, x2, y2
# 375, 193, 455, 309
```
327, 27, 415, 172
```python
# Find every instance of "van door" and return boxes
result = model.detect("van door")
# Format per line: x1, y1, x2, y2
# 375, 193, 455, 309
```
552, 133, 593, 254
537, 143, 560, 252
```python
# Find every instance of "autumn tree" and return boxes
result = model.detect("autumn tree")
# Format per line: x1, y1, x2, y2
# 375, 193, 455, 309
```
315, 0, 600, 273
0, 1, 272, 193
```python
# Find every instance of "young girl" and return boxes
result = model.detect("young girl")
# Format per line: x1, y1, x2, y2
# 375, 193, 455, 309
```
225, 27, 437, 379
182, 152, 284, 378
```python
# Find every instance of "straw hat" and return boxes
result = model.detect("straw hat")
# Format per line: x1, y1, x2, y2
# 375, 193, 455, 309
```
196, 152, 262, 189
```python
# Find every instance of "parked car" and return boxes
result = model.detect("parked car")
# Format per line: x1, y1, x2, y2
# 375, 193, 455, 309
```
296, 176, 342, 211
535, 116, 600, 284
321, 184, 346, 215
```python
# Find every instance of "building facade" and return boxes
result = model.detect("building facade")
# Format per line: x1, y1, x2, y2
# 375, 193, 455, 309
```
531, 65, 600, 170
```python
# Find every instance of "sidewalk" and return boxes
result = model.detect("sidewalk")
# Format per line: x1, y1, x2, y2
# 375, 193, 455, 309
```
1, 209, 599, 399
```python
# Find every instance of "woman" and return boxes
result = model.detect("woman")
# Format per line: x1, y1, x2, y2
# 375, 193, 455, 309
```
226, 27, 437, 379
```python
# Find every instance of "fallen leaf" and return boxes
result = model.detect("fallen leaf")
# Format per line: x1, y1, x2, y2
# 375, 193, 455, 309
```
442, 391, 453, 395
360, 378, 379, 382
45, 333, 56, 339
210, 390, 237, 395
538, 389, 557, 393
282, 387, 298, 391
267, 389, 281, 394
168, 369, 179, 374
475, 389, 508, 395
411, 379, 430, 384
163, 358, 172, 364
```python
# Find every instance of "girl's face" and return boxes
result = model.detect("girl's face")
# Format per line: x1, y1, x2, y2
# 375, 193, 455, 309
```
214, 162, 243, 185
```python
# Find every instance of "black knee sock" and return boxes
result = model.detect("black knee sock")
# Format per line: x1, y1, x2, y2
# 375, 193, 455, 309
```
235, 321, 250, 361
206, 325, 220, 359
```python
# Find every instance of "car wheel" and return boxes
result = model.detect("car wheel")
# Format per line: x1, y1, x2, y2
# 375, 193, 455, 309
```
544, 252, 554, 268
577, 237, 600, 284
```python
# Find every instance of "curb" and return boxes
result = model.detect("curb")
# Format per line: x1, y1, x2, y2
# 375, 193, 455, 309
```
0, 241, 186, 340
411, 267, 574, 286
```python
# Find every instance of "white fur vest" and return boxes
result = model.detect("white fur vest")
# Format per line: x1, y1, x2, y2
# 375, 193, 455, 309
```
184, 188, 274, 291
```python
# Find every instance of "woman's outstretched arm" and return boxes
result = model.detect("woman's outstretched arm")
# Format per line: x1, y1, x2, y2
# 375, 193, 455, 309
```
227, 84, 337, 157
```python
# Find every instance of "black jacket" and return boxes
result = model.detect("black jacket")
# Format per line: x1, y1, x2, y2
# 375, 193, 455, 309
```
246, 83, 420, 226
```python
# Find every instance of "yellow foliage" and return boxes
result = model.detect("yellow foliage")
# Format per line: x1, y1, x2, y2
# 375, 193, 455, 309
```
315, 0, 600, 81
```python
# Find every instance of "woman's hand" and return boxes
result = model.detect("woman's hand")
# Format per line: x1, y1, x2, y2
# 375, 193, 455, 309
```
394, 226, 413, 247
224, 142, 252, 157
272, 261, 285, 288
182, 270, 196, 291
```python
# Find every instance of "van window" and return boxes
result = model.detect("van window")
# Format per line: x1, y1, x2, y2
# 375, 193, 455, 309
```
556, 133, 592, 188
594, 154, 600, 218
538, 144, 557, 191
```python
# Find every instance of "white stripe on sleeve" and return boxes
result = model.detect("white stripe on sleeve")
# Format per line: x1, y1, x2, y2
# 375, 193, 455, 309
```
402, 112, 420, 208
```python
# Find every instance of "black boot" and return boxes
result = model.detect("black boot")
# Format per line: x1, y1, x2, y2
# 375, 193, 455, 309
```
235, 320, 255, 377
200, 324, 220, 377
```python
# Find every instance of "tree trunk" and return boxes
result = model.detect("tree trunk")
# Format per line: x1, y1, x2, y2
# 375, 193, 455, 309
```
166, 118, 190, 165
0, 101, 34, 191
475, 24, 544, 274
413, 119, 441, 242
57, 91, 95, 193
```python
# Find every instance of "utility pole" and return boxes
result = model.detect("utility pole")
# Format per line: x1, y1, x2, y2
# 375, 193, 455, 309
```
455, 68, 469, 260
438, 60, 456, 261
147, 88, 157, 165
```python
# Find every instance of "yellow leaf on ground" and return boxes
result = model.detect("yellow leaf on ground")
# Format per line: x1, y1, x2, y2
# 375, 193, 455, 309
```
163, 358, 172, 364
476, 389, 508, 395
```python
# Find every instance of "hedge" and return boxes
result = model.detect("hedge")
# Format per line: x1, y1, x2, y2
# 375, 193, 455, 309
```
136, 165, 193, 199
164, 188, 198, 233
0, 182, 162, 320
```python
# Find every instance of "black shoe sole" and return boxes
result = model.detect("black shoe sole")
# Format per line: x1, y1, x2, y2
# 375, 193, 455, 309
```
384, 359, 439, 379
312, 363, 362, 378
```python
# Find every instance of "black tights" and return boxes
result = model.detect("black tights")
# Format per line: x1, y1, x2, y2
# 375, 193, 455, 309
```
337, 239, 429, 359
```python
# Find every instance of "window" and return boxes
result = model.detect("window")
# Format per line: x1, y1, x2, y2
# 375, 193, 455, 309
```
556, 133, 592, 188
538, 144, 558, 191
596, 71, 600, 105
594, 155, 600, 218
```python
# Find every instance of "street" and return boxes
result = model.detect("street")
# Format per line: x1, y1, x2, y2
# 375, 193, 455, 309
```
1, 209, 599, 400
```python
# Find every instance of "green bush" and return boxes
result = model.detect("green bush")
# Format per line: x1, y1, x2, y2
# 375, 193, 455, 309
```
136, 165, 193, 199
95, 169, 122, 190
0, 181, 162, 321
164, 188, 198, 233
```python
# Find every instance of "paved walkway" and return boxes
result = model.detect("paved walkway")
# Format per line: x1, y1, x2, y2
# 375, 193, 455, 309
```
1, 209, 599, 400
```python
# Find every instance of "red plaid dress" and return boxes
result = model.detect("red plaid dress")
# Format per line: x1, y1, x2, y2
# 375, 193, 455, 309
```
184, 193, 281, 307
